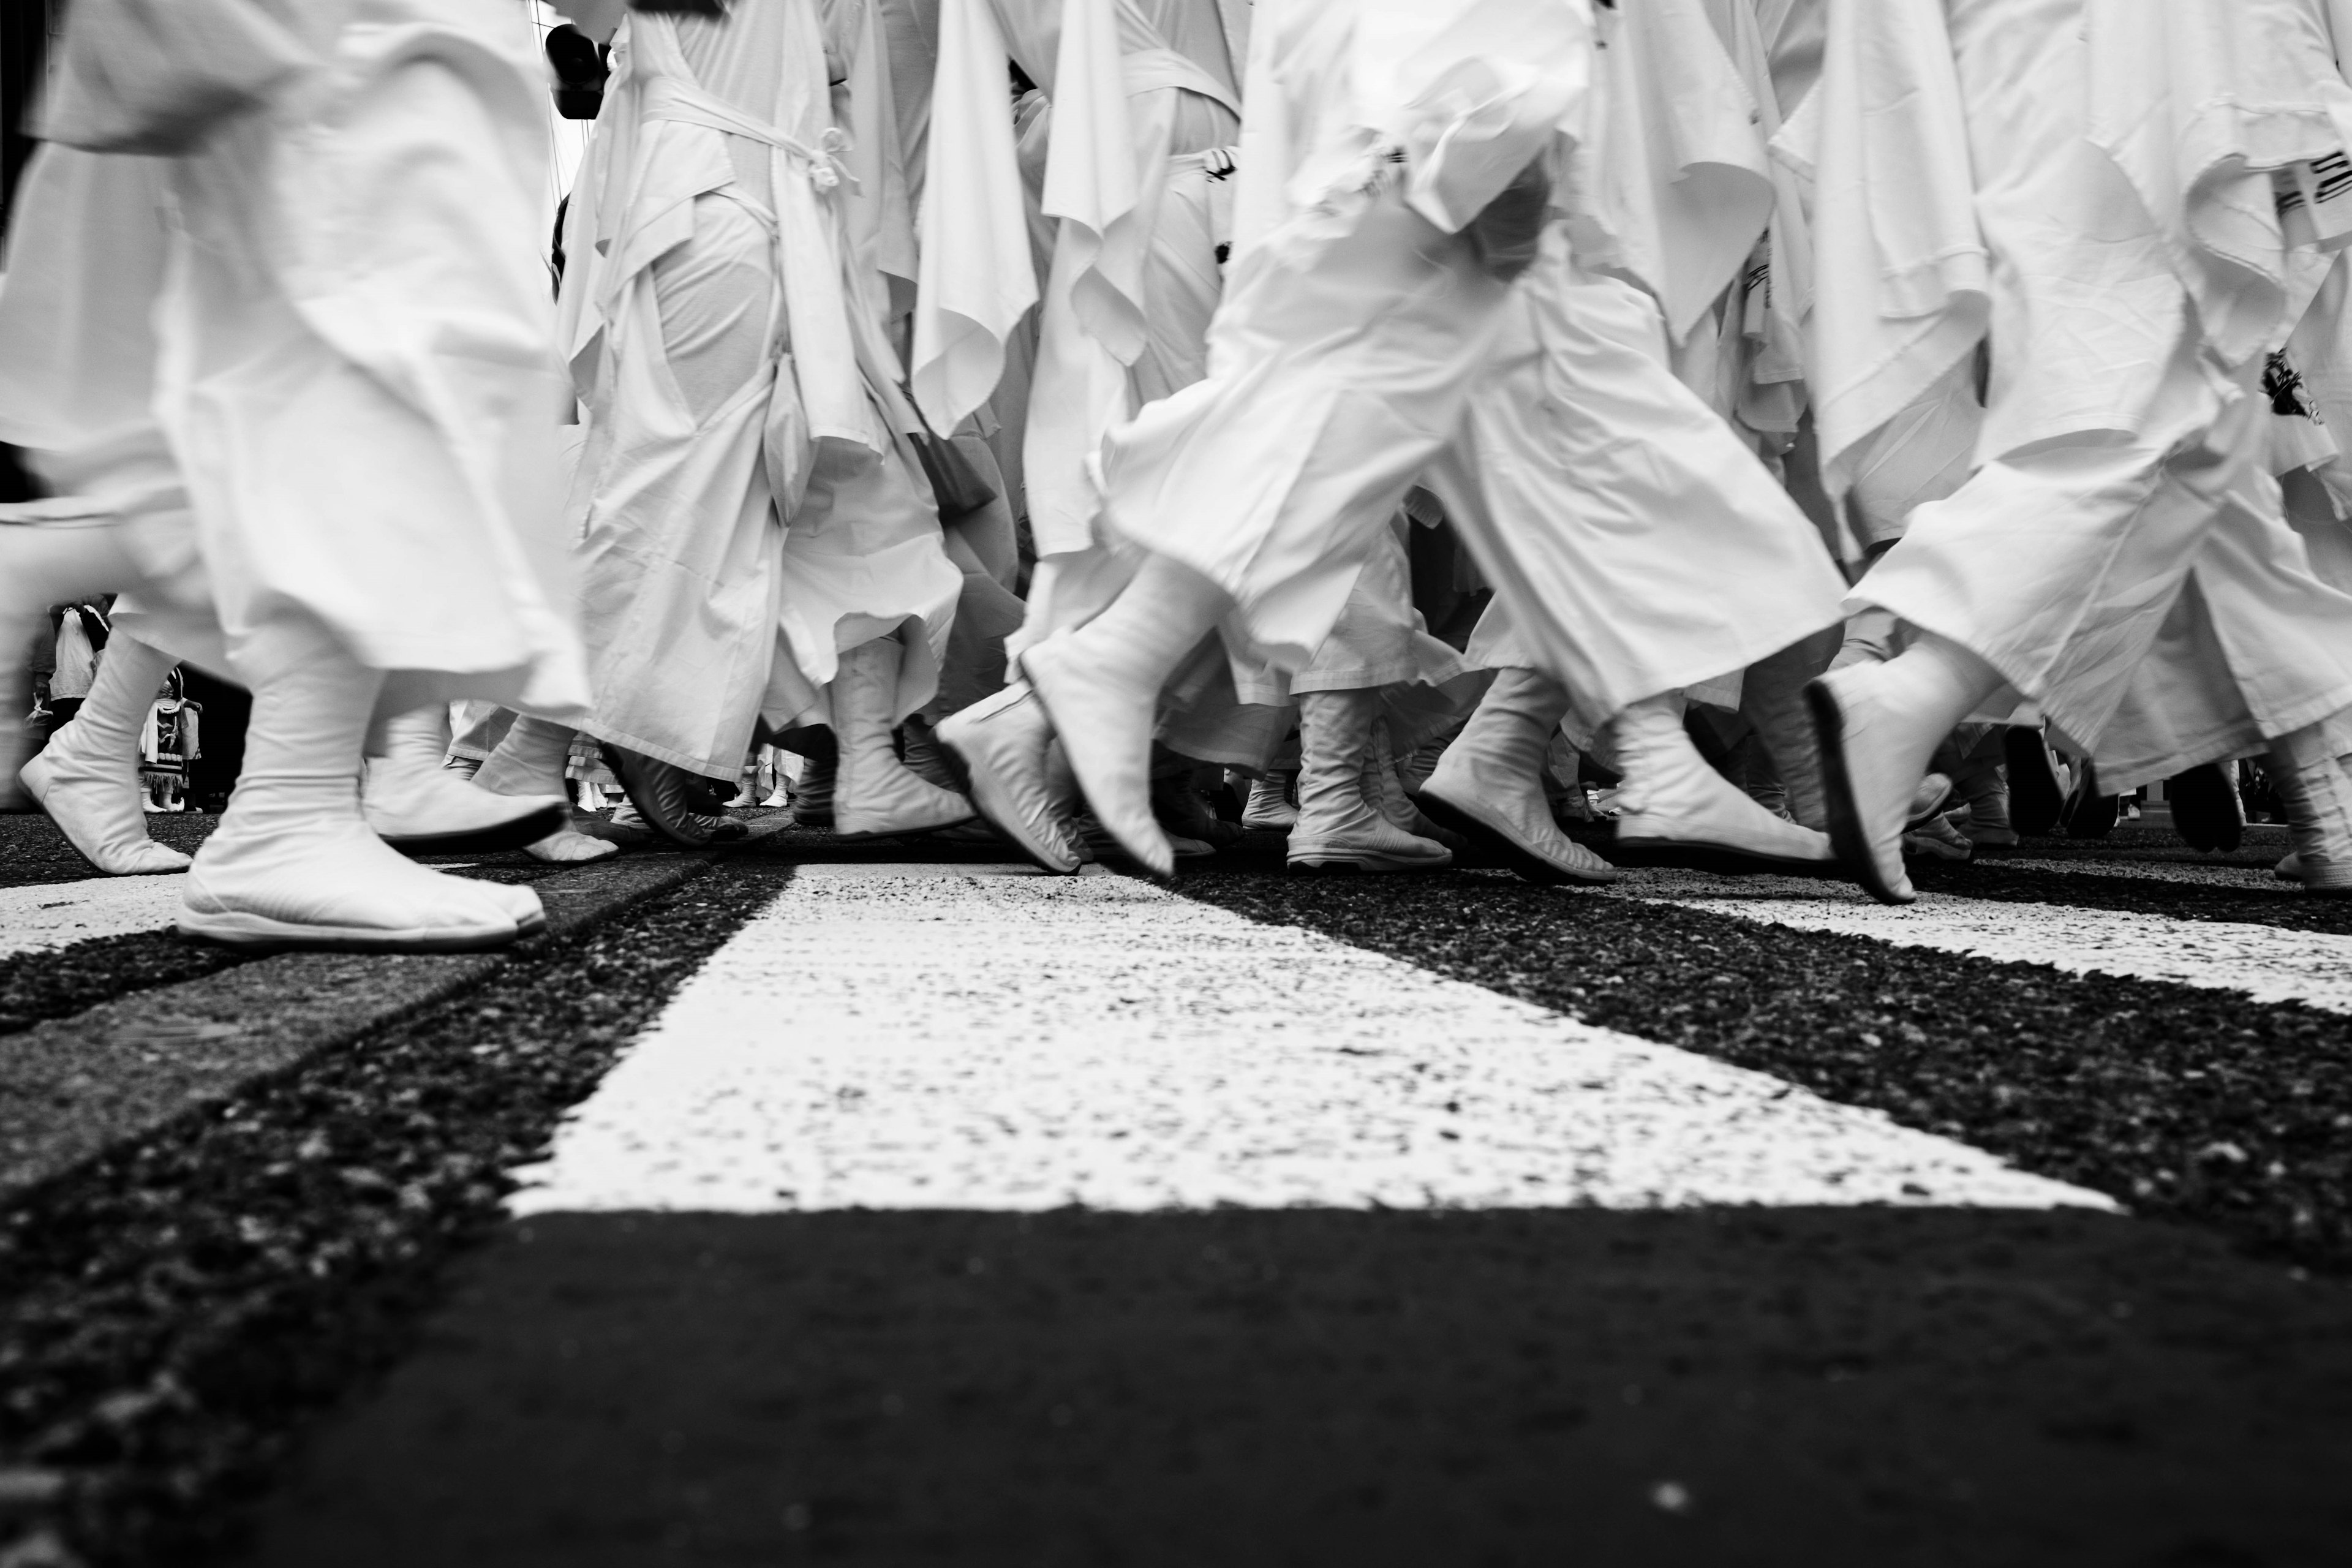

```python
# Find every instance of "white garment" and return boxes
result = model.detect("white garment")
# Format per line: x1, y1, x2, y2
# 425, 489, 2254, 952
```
1858, 0, 2352, 764
1768, 0, 1987, 502
3, 1, 585, 711
1436, 239, 1847, 745
560, 1, 958, 773
1570, 0, 1775, 345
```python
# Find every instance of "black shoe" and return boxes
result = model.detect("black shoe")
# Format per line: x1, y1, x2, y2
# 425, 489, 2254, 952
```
2167, 763, 2244, 853
601, 745, 749, 848
2062, 759, 2119, 839
2003, 726, 2065, 837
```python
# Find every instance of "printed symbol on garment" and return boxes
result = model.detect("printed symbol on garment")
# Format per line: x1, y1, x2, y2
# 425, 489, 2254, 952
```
2266, 351, 2321, 423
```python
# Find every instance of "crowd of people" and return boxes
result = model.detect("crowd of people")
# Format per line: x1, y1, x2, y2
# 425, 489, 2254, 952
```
4, 0, 2351, 954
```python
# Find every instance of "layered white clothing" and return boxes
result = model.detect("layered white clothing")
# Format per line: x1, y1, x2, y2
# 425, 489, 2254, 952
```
4, 0, 586, 710
560, 1, 957, 776
1853, 0, 2352, 769
1438, 239, 1847, 746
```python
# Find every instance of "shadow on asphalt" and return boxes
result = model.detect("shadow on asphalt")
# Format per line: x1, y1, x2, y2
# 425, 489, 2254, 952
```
236, 1207, 2351, 1568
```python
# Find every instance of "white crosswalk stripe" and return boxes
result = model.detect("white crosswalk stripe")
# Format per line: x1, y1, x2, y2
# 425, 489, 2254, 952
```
1608, 869, 2352, 1012
510, 864, 2111, 1216
0, 874, 189, 959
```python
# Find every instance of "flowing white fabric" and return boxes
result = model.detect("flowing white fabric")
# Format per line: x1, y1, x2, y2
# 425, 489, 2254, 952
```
148, 0, 585, 712
2086, 0, 2352, 374
1768, 0, 1986, 502
1572, 0, 1774, 344
1855, 0, 2352, 761
1436, 238, 1847, 743
0, 148, 222, 669
560, 1, 958, 774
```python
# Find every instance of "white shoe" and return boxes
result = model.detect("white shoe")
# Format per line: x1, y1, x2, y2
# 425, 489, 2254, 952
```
23, 744, 192, 875
176, 622, 537, 952
182, 819, 536, 950
368, 704, 568, 855
1363, 717, 1465, 851
1241, 776, 1298, 830
526, 816, 622, 864
20, 635, 188, 875
2275, 851, 2304, 884
937, 683, 1083, 874
832, 635, 976, 842
1608, 693, 1836, 876
1418, 669, 1618, 886
1025, 631, 1175, 876
1807, 638, 2005, 906
1904, 813, 1973, 862
1288, 691, 1453, 874
1021, 559, 1231, 880
2267, 728, 2352, 897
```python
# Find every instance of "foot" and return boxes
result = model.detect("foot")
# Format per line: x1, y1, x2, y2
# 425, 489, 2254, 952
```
603, 745, 749, 848
1288, 815, 1454, 874
1419, 760, 1617, 886
1907, 774, 1956, 831
1240, 777, 1298, 831
526, 816, 623, 863
1807, 666, 1930, 905
1155, 770, 1242, 850
2275, 851, 2304, 883
2003, 728, 2067, 837
1024, 633, 1175, 878
1904, 813, 1974, 863
936, 684, 1082, 873
180, 820, 535, 951
363, 754, 568, 857
20, 743, 192, 875
2168, 763, 2244, 854
1609, 745, 1838, 878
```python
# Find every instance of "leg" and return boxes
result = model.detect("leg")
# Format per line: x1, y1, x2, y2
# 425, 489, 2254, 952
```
362, 701, 570, 856
19, 631, 190, 873
181, 610, 543, 950
830, 631, 976, 842
476, 715, 620, 862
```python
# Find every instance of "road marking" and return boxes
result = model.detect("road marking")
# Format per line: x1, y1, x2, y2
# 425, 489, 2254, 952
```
1996, 858, 2290, 891
0, 875, 187, 958
1608, 869, 2352, 1012
511, 865, 2109, 1216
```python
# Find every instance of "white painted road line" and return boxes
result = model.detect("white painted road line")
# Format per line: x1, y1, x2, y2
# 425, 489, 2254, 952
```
511, 864, 2108, 1216
1999, 858, 2290, 891
0, 874, 186, 959
1609, 870, 2352, 1013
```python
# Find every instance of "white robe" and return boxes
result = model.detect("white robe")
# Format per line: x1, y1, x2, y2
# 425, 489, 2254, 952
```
560, 0, 959, 775
5, 0, 587, 715
1438, 236, 1847, 747
1853, 0, 2352, 769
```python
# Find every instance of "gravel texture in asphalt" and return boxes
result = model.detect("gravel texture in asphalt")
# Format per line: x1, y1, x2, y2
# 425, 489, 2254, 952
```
1174, 864, 2352, 1276
0, 859, 793, 1566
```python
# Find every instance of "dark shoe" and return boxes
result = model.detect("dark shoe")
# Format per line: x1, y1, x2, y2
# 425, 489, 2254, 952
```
2168, 763, 2244, 853
2003, 726, 2065, 837
2062, 758, 2119, 839
601, 744, 748, 847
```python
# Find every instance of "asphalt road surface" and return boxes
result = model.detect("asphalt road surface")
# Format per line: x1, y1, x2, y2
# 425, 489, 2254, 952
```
0, 810, 2346, 1567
